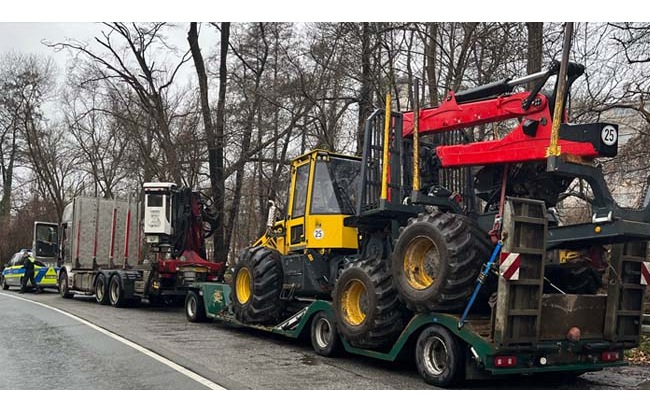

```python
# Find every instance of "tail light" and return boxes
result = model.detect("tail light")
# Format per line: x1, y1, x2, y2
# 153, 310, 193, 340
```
494, 355, 518, 368
600, 351, 620, 362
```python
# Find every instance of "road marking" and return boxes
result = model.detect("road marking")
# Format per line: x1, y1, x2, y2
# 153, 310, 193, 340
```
0, 292, 225, 390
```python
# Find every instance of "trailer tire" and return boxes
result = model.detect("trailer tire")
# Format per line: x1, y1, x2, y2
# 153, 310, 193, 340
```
310, 311, 341, 357
230, 246, 284, 324
185, 290, 207, 323
59, 271, 73, 299
95, 273, 110, 305
415, 325, 465, 387
392, 211, 485, 313
333, 259, 405, 349
1, 275, 8, 290
109, 275, 127, 308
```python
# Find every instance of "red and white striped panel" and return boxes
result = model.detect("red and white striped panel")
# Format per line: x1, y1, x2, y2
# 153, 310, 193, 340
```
641, 262, 650, 286
500, 252, 520, 281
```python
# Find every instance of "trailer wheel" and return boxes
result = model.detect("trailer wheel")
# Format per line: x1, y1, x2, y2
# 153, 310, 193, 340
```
333, 259, 405, 349
109, 275, 126, 307
1, 275, 8, 290
185, 290, 207, 323
59, 271, 73, 299
415, 325, 465, 387
95, 273, 110, 305
392, 211, 485, 313
310, 311, 341, 357
230, 246, 285, 324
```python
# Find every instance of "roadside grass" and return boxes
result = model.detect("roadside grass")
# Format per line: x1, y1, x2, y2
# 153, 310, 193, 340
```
625, 334, 650, 365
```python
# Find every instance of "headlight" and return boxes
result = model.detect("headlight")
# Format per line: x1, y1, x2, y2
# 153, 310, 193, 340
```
146, 235, 160, 243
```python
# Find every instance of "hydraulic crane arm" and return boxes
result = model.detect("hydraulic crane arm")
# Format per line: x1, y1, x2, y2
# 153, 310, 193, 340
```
401, 63, 615, 168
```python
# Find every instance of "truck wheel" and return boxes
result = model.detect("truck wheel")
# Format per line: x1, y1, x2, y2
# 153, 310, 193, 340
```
415, 325, 465, 387
230, 246, 284, 324
392, 211, 485, 313
333, 259, 405, 349
185, 290, 207, 323
109, 275, 126, 307
310, 311, 341, 357
59, 272, 74, 299
1, 275, 8, 290
95, 273, 110, 305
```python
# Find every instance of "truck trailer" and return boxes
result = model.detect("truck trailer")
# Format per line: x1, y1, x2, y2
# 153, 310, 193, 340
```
58, 182, 224, 306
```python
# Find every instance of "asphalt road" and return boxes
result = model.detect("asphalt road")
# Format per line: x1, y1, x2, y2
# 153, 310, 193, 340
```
2, 288, 649, 390
0, 292, 215, 390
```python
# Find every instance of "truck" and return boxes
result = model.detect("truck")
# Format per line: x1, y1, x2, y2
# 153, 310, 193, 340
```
58, 182, 224, 306
185, 59, 649, 387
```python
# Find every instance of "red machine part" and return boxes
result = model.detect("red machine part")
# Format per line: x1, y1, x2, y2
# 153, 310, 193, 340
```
402, 91, 600, 167
155, 250, 224, 281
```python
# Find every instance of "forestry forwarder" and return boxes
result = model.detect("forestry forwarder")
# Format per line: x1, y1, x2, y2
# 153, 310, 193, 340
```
185, 59, 649, 387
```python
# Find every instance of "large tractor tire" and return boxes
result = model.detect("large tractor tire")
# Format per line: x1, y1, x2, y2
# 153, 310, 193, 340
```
333, 259, 406, 349
230, 246, 285, 325
392, 211, 488, 313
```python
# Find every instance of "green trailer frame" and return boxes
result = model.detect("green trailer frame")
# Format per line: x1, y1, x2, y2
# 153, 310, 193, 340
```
189, 281, 627, 384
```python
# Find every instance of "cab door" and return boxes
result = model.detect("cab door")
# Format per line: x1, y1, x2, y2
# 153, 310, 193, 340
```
33, 222, 59, 261
285, 159, 312, 251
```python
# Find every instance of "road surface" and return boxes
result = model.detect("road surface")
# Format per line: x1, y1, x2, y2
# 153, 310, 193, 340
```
1, 289, 649, 389
0, 292, 220, 390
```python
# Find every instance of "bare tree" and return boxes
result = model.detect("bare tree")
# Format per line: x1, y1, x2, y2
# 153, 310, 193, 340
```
48, 22, 193, 184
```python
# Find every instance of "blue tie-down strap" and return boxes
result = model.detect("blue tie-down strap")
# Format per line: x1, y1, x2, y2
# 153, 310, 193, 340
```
458, 241, 503, 329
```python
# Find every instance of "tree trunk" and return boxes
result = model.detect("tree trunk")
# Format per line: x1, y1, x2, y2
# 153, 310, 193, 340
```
526, 22, 544, 86
213, 23, 230, 263
188, 22, 226, 263
356, 22, 372, 156
425, 23, 439, 106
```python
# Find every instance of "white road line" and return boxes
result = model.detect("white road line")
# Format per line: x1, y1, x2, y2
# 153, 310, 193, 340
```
0, 292, 225, 390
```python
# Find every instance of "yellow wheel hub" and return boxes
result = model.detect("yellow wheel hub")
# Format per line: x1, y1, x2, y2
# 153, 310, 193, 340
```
341, 279, 367, 326
236, 267, 252, 304
403, 235, 439, 290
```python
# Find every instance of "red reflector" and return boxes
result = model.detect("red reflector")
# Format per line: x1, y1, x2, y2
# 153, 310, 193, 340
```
206, 275, 217, 281
494, 355, 518, 368
601, 351, 620, 362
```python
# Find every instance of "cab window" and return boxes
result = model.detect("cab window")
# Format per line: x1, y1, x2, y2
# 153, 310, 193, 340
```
291, 164, 309, 218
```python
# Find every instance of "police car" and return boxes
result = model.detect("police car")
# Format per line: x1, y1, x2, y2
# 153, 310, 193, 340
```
0, 249, 60, 291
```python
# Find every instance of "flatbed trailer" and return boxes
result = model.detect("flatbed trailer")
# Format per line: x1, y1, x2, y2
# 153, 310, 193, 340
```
185, 282, 628, 386
185, 197, 646, 387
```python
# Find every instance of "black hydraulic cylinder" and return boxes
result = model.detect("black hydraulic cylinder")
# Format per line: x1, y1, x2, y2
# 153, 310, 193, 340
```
454, 79, 513, 104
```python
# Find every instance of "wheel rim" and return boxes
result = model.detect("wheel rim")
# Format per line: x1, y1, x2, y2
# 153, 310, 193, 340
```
403, 235, 440, 290
314, 316, 332, 348
422, 336, 448, 376
110, 279, 119, 302
187, 296, 196, 318
341, 279, 367, 326
236, 267, 252, 304
96, 279, 104, 301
